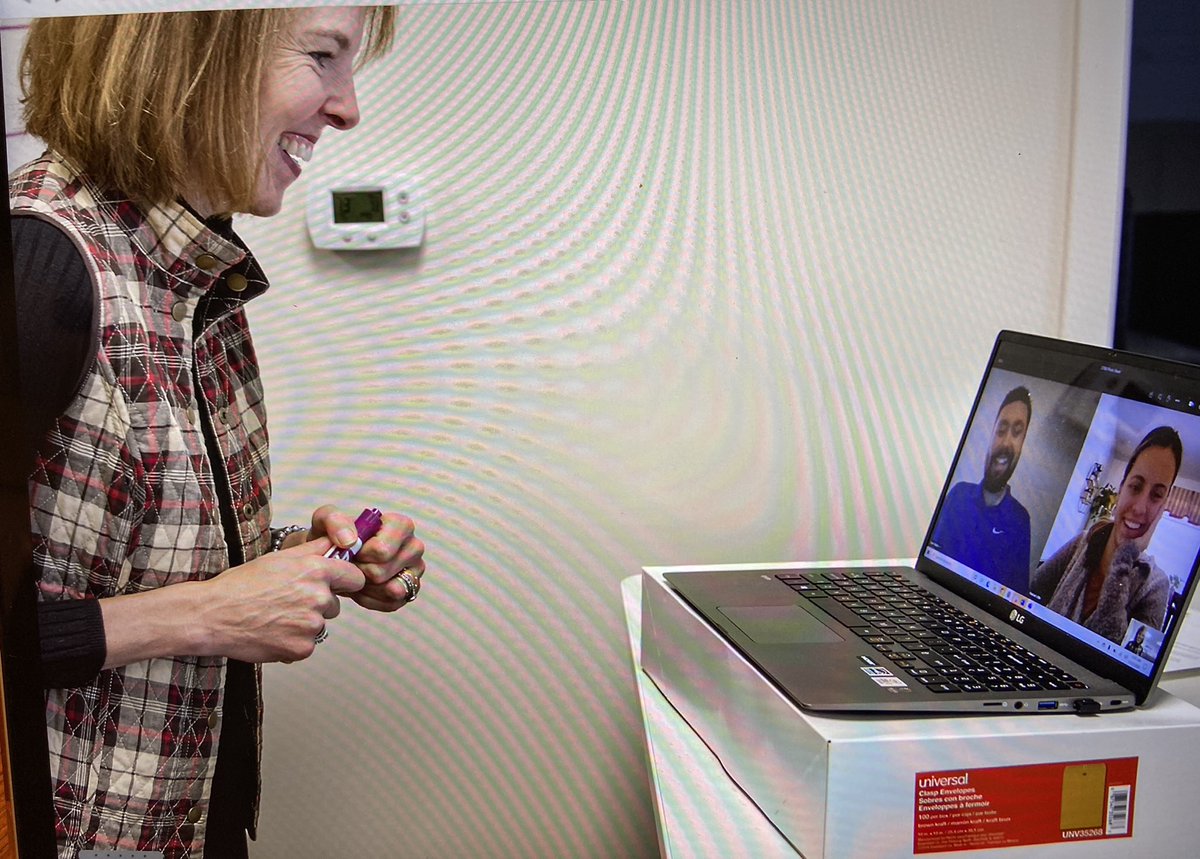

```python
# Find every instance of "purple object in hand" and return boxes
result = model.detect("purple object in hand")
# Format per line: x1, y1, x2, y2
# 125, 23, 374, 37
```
324, 508, 383, 561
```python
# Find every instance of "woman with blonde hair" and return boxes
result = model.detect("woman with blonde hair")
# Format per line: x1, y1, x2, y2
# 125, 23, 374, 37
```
11, 8, 424, 857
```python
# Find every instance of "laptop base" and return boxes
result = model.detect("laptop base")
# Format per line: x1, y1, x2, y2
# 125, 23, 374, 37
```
641, 566, 1200, 858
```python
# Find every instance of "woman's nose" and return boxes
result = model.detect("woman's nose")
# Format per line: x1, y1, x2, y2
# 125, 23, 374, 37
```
325, 76, 361, 131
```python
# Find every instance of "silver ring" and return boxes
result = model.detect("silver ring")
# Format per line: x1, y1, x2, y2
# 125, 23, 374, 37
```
314, 625, 329, 644
397, 570, 418, 603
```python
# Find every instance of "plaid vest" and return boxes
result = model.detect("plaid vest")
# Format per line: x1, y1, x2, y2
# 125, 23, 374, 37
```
11, 152, 273, 859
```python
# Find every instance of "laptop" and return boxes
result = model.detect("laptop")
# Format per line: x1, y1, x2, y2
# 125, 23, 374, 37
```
665, 330, 1200, 714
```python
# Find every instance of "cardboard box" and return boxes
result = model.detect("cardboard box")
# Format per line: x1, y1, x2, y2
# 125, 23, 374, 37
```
640, 564, 1200, 858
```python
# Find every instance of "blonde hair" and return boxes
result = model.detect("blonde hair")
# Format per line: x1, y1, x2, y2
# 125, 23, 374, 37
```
20, 7, 395, 212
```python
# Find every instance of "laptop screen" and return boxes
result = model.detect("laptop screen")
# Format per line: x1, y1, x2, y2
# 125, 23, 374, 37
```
923, 332, 1200, 680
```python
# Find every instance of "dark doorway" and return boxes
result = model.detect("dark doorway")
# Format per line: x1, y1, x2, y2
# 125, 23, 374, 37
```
1114, 1, 1200, 362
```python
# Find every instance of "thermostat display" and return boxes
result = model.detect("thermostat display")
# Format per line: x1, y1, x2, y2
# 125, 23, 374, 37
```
332, 190, 385, 224
306, 176, 425, 250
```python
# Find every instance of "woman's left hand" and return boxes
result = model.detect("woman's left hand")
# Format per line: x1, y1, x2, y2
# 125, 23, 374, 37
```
308, 505, 426, 612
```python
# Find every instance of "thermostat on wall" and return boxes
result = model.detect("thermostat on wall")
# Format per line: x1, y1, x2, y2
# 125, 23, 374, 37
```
306, 174, 425, 250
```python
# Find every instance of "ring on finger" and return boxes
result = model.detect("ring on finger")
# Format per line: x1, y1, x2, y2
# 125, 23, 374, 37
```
314, 625, 329, 644
398, 567, 420, 587
395, 569, 419, 603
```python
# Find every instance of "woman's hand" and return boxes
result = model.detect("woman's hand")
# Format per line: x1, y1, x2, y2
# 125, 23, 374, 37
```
307, 505, 427, 612
196, 538, 366, 663
1110, 540, 1148, 578
99, 538, 366, 669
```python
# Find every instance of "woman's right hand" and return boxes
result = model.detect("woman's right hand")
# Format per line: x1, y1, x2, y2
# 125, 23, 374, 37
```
197, 538, 367, 663
1109, 540, 1149, 580
98, 539, 366, 670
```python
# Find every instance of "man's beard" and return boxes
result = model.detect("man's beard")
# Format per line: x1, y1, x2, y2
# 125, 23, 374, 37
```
982, 449, 1017, 493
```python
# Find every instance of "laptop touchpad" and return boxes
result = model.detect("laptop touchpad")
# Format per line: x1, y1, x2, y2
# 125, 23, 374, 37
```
717, 605, 844, 644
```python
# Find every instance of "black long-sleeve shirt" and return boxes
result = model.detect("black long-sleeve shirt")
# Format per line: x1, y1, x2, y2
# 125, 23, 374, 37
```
12, 216, 104, 686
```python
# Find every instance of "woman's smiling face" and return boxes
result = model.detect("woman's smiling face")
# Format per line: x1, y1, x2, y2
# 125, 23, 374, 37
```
1112, 444, 1177, 553
250, 7, 366, 216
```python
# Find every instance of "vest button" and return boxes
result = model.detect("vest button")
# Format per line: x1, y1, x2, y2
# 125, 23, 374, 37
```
242, 502, 255, 519
171, 301, 188, 322
196, 253, 218, 271
186, 806, 203, 823
218, 407, 231, 425
207, 709, 219, 729
227, 272, 249, 293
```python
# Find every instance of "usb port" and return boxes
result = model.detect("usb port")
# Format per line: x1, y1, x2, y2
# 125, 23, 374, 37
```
1037, 701, 1059, 711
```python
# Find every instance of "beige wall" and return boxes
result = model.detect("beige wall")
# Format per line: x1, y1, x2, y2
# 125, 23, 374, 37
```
5, 1, 1130, 856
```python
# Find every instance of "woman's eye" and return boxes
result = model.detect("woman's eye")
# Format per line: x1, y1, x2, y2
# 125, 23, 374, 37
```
310, 51, 334, 68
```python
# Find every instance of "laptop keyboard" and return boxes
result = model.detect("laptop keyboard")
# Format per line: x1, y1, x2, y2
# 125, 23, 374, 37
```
776, 570, 1089, 694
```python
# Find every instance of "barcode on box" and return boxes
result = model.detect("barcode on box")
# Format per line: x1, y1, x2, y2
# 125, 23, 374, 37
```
1106, 784, 1131, 836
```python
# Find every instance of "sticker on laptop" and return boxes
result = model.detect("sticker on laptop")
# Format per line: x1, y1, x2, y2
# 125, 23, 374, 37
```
861, 666, 908, 687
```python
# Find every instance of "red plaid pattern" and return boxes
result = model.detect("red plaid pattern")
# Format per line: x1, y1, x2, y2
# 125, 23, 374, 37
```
12, 153, 274, 859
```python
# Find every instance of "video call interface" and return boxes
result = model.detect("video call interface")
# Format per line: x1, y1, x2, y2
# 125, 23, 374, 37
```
925, 343, 1200, 678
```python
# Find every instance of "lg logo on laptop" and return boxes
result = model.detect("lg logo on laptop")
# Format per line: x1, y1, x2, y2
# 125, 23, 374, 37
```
1009, 609, 1026, 625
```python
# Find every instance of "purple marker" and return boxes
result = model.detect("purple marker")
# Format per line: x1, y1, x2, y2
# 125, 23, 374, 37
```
324, 507, 383, 562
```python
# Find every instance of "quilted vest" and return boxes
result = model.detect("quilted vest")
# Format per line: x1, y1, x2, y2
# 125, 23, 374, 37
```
10, 152, 273, 859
